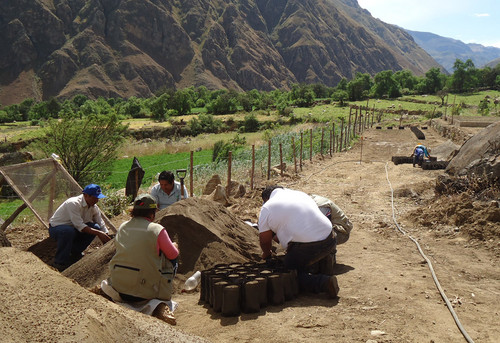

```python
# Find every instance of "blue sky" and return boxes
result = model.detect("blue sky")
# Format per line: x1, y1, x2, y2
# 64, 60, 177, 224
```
357, 0, 500, 48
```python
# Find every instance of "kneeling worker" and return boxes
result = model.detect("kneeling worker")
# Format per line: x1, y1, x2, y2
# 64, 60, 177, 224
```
258, 185, 339, 298
109, 194, 179, 324
49, 184, 111, 271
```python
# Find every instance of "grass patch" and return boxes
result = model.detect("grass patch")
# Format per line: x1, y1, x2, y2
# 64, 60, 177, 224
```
104, 149, 214, 190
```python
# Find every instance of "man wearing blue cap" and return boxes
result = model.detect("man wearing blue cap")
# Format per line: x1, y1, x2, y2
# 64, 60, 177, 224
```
48, 184, 112, 271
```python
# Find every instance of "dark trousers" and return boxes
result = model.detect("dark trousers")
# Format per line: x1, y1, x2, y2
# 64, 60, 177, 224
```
49, 222, 100, 265
284, 232, 337, 293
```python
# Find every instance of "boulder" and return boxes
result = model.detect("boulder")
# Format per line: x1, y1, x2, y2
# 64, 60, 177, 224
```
446, 121, 500, 182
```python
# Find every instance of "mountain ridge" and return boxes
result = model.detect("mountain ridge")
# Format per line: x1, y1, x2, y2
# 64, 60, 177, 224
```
0, 0, 441, 106
406, 29, 500, 73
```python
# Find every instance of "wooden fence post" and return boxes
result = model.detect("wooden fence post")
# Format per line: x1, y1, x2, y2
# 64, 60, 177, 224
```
340, 118, 344, 152
190, 151, 193, 197
300, 131, 303, 171
267, 140, 271, 180
320, 128, 324, 157
309, 129, 313, 162
226, 151, 232, 197
292, 137, 297, 174
279, 143, 283, 176
250, 144, 255, 190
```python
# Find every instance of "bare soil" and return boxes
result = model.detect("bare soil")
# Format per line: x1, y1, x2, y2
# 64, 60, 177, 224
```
2, 124, 499, 343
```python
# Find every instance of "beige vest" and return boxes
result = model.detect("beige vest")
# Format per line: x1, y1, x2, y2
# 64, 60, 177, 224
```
110, 217, 174, 300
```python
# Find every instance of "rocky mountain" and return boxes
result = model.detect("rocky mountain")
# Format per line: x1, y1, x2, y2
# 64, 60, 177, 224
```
406, 30, 500, 73
0, 0, 441, 106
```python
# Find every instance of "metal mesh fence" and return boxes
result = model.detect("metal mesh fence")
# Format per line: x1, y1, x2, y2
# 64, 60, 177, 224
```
0, 158, 84, 228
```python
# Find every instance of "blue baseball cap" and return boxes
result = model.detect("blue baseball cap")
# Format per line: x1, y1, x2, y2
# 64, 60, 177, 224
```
82, 184, 106, 199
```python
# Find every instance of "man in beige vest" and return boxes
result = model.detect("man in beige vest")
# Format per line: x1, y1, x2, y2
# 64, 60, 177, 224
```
109, 194, 179, 324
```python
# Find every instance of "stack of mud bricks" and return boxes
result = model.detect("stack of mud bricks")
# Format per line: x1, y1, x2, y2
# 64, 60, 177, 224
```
200, 259, 299, 316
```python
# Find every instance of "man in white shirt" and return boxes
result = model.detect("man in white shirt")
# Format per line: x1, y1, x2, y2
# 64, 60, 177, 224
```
150, 171, 189, 210
258, 185, 339, 298
49, 184, 111, 271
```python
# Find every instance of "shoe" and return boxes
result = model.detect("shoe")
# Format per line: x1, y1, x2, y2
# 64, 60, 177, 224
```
327, 275, 340, 298
70, 252, 84, 264
153, 303, 176, 325
51, 262, 68, 272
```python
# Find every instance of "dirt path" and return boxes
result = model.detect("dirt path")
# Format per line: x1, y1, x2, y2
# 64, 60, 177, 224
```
2, 125, 498, 343
173, 127, 500, 343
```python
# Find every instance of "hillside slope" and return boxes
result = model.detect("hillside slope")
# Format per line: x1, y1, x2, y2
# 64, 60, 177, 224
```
0, 0, 441, 105
407, 29, 500, 72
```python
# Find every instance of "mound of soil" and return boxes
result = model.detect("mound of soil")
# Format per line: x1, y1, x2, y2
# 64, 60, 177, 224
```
61, 197, 260, 289
0, 248, 208, 343
405, 193, 500, 244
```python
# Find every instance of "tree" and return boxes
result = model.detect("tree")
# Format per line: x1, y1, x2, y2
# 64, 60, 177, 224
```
331, 89, 349, 107
347, 73, 372, 101
37, 113, 128, 184
206, 92, 238, 114
290, 83, 315, 107
450, 59, 478, 93
394, 70, 418, 92
168, 89, 193, 115
418, 67, 445, 94
371, 70, 401, 98
149, 93, 170, 121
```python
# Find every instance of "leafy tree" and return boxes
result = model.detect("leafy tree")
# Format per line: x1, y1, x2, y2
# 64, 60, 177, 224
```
290, 83, 315, 107
450, 59, 478, 93
436, 90, 449, 106
241, 113, 260, 132
149, 93, 170, 121
29, 101, 50, 120
336, 78, 348, 91
394, 70, 418, 91
46, 98, 62, 117
238, 92, 253, 112
71, 94, 88, 109
206, 92, 238, 114
121, 97, 143, 118
19, 98, 34, 121
256, 92, 275, 110
189, 113, 224, 135
37, 113, 128, 184
418, 67, 445, 94
311, 83, 331, 98
347, 73, 372, 101
168, 89, 192, 116
371, 70, 401, 98
331, 89, 349, 106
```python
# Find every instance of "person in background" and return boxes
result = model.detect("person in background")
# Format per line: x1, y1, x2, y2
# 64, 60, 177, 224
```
411, 144, 431, 167
150, 170, 189, 210
310, 194, 353, 245
49, 184, 111, 271
258, 185, 339, 298
109, 194, 179, 325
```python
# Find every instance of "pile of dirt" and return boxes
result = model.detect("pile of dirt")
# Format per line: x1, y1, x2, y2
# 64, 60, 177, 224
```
61, 197, 260, 289
404, 193, 500, 248
0, 248, 208, 343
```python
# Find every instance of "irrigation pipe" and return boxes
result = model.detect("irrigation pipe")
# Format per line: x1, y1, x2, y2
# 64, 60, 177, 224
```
296, 158, 475, 343
384, 162, 475, 343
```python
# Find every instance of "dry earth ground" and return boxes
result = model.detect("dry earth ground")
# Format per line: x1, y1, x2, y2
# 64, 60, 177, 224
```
2, 124, 499, 343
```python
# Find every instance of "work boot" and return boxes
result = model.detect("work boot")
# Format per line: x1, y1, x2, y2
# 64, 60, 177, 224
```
327, 275, 340, 298
153, 303, 176, 325
51, 262, 68, 272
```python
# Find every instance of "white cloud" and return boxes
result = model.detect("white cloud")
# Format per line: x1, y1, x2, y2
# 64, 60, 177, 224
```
474, 13, 490, 17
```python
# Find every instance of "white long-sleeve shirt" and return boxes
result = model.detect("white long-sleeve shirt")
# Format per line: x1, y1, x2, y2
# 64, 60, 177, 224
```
49, 194, 108, 233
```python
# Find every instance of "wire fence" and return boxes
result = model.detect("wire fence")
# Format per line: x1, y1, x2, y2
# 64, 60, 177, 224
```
1, 107, 375, 222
